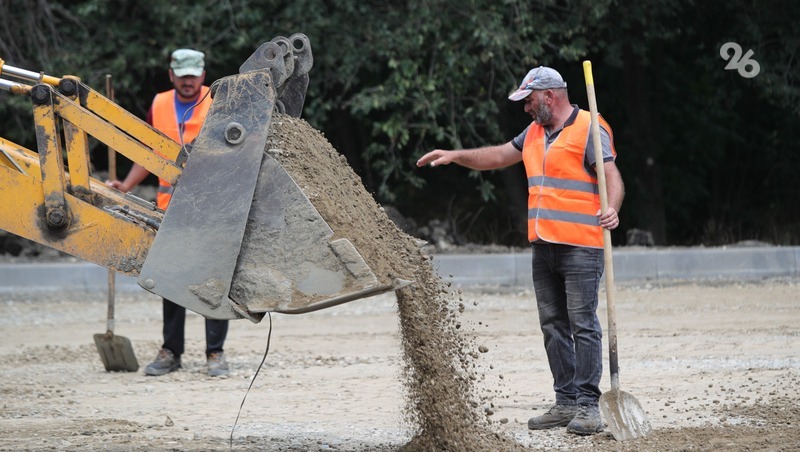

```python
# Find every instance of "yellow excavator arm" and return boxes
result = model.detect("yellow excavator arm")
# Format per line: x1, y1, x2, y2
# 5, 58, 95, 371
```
0, 34, 409, 323
0, 79, 169, 275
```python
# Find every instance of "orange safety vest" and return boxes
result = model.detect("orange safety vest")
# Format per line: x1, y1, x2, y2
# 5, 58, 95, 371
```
522, 110, 616, 248
150, 86, 212, 210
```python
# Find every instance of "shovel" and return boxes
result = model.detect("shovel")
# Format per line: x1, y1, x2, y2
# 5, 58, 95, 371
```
583, 61, 652, 441
93, 74, 139, 372
94, 270, 139, 372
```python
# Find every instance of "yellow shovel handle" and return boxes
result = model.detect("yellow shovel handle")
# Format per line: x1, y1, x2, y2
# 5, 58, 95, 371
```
583, 60, 620, 391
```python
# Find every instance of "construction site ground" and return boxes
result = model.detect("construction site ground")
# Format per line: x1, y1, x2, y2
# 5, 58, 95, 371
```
1, 276, 799, 451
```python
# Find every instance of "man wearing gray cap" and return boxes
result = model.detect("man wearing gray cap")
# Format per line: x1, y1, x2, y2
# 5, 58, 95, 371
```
108, 48, 230, 378
417, 66, 624, 435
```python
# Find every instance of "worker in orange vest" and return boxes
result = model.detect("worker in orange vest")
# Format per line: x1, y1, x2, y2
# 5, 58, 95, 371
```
416, 66, 624, 436
107, 48, 230, 378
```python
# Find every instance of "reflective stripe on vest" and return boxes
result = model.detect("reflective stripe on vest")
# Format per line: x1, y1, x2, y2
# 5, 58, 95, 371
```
151, 86, 212, 210
522, 110, 615, 248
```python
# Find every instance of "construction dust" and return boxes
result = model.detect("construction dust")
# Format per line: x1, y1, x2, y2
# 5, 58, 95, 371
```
265, 114, 524, 450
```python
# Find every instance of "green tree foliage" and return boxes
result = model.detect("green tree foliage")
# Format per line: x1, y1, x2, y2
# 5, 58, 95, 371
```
1, 0, 797, 246
593, 0, 800, 245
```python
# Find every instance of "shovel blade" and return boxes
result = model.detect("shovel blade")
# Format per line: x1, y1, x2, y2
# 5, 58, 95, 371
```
599, 388, 652, 441
93, 333, 139, 372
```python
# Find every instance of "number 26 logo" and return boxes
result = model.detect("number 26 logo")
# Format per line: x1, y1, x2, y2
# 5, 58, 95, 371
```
720, 42, 760, 78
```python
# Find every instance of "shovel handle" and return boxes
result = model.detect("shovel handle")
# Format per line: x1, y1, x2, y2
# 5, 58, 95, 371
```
105, 74, 117, 181
106, 269, 116, 333
104, 73, 118, 335
583, 61, 620, 391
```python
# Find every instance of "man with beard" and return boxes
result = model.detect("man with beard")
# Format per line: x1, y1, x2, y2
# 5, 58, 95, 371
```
107, 49, 230, 378
416, 66, 624, 435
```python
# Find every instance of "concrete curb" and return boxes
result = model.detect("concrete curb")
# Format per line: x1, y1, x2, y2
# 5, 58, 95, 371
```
431, 246, 800, 288
1, 246, 798, 293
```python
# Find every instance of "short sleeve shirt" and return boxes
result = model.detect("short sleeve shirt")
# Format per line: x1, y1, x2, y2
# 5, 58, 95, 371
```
511, 105, 614, 168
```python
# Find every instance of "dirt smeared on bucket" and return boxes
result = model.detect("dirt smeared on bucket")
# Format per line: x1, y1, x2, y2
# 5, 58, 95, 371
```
265, 114, 523, 450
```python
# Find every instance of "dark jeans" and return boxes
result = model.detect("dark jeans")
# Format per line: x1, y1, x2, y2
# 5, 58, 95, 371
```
531, 242, 604, 406
162, 298, 228, 358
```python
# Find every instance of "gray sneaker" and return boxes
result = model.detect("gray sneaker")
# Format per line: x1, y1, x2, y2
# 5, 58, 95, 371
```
144, 348, 181, 376
207, 351, 230, 377
566, 404, 604, 435
528, 404, 579, 430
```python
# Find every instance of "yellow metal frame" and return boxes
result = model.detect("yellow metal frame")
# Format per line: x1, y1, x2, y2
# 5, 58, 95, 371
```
0, 72, 184, 275
0, 158, 155, 274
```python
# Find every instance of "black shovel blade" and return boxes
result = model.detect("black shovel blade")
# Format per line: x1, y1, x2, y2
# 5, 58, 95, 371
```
93, 333, 139, 372
599, 388, 652, 441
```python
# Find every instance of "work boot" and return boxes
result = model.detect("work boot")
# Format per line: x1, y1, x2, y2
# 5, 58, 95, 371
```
528, 404, 579, 430
566, 404, 604, 435
144, 348, 181, 376
207, 351, 230, 377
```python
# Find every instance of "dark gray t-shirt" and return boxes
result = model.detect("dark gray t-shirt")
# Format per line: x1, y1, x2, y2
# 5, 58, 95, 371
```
511, 105, 613, 169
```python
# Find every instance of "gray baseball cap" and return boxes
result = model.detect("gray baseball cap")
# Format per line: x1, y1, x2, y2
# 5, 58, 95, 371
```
508, 66, 567, 101
170, 49, 205, 77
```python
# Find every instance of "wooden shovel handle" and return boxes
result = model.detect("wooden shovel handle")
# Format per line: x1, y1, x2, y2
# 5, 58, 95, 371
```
583, 61, 620, 391
105, 73, 117, 334
105, 74, 117, 181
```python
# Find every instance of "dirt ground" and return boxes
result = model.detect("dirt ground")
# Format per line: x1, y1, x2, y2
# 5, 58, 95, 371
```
1, 276, 798, 451
2, 115, 799, 450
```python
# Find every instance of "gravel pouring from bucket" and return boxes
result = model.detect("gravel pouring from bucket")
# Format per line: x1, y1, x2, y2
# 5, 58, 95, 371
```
583, 61, 652, 441
136, 35, 412, 322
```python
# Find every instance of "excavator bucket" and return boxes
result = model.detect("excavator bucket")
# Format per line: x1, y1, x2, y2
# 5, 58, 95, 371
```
137, 34, 411, 322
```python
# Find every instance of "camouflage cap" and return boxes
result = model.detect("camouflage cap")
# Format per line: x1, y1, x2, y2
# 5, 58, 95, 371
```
170, 49, 205, 77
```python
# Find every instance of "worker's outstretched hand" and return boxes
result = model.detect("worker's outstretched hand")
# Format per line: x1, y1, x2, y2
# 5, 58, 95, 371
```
417, 150, 455, 168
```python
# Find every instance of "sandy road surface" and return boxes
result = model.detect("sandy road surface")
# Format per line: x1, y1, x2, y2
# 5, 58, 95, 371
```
1, 277, 799, 451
